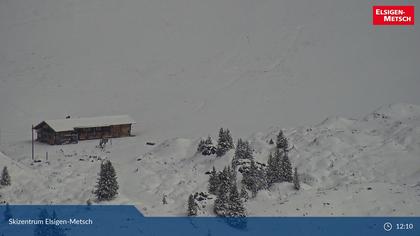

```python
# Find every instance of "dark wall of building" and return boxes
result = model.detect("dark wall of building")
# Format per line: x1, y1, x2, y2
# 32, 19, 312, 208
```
36, 124, 56, 145
76, 126, 112, 140
36, 124, 133, 145
55, 131, 78, 145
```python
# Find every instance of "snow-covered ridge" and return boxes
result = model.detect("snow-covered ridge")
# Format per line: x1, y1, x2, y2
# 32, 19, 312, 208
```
0, 103, 419, 216
364, 103, 420, 122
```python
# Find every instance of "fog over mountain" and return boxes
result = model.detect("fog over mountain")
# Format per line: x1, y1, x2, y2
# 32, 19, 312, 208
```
1, 0, 419, 141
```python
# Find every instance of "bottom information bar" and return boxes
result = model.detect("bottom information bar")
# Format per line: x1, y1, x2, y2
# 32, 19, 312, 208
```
0, 205, 418, 236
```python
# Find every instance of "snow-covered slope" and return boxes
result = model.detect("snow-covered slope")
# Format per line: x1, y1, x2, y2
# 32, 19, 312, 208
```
0, 103, 419, 216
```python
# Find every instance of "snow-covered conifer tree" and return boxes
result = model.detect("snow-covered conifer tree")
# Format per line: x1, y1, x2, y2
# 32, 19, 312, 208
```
293, 167, 300, 190
216, 128, 234, 157
242, 159, 267, 197
226, 183, 247, 229
232, 139, 242, 169
267, 149, 284, 186
197, 139, 205, 153
281, 152, 293, 182
94, 160, 119, 201
187, 194, 198, 216
243, 141, 253, 160
266, 152, 276, 187
240, 185, 249, 202
242, 160, 258, 198
198, 136, 216, 155
234, 139, 244, 159
214, 167, 231, 216
233, 139, 253, 168
0, 166, 11, 186
225, 129, 234, 150
208, 166, 220, 195
276, 130, 289, 151
228, 184, 245, 217
228, 165, 237, 188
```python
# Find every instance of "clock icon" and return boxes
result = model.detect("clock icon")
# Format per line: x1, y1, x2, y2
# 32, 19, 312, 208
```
384, 222, 393, 232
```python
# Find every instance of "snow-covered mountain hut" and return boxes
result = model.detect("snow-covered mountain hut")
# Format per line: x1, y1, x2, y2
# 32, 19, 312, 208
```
33, 115, 135, 145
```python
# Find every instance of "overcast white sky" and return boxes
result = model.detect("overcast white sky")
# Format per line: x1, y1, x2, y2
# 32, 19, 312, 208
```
0, 0, 419, 140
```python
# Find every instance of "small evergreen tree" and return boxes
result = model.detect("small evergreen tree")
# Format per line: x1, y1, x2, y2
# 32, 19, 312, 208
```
214, 168, 231, 216
240, 184, 249, 202
216, 128, 226, 157
228, 165, 237, 188
216, 128, 234, 157
267, 149, 284, 187
293, 167, 300, 190
225, 129, 234, 150
233, 139, 244, 162
205, 136, 217, 155
4, 203, 12, 222
187, 194, 198, 216
234, 139, 253, 160
208, 166, 220, 195
214, 184, 229, 216
198, 136, 216, 155
232, 139, 253, 169
256, 164, 268, 193
276, 130, 289, 151
266, 152, 276, 187
227, 184, 247, 229
197, 140, 205, 152
244, 142, 253, 159
241, 160, 258, 198
218, 167, 231, 192
1, 166, 11, 186
280, 152, 293, 182
94, 160, 119, 201
228, 184, 245, 217
232, 140, 241, 169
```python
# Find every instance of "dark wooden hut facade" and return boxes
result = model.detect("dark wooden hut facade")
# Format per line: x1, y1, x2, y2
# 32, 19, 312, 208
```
34, 115, 135, 145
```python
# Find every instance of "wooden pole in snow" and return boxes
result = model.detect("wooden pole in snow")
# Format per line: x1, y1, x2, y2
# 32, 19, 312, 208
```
32, 125, 34, 161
